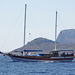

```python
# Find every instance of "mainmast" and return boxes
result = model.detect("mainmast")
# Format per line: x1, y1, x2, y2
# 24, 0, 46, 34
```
24, 4, 27, 46
55, 11, 57, 50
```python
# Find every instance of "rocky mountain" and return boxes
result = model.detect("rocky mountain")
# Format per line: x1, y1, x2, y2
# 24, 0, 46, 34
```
11, 37, 75, 53
12, 37, 55, 53
57, 29, 75, 44
11, 29, 75, 53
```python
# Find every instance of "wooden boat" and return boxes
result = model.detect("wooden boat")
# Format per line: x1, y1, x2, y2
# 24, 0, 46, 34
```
6, 49, 74, 62
5, 4, 74, 62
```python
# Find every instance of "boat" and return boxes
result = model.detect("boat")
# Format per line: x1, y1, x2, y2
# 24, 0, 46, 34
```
6, 49, 74, 62
5, 4, 74, 62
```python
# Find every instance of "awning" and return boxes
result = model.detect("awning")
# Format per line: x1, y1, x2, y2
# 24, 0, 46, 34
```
24, 50, 43, 52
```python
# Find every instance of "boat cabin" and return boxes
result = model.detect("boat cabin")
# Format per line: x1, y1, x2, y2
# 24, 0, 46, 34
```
50, 49, 74, 57
22, 50, 43, 56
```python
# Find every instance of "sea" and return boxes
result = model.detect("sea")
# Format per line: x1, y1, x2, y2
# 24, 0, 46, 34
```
0, 55, 75, 75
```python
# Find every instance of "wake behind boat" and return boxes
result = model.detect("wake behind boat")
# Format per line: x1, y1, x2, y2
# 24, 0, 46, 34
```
4, 4, 74, 62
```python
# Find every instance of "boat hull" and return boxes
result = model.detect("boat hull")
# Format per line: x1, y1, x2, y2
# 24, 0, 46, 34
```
7, 55, 74, 62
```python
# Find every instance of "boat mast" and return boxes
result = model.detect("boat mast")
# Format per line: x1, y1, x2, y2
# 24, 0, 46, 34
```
55, 11, 57, 50
24, 4, 27, 46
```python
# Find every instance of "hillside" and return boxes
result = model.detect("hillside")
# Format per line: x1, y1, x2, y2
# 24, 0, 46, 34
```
11, 37, 55, 53
57, 29, 75, 44
11, 37, 75, 53
11, 29, 75, 53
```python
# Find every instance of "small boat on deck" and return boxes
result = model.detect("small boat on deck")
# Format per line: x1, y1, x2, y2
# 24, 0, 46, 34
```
5, 4, 74, 62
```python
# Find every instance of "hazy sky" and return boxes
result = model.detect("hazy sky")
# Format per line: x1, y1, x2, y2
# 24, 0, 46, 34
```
0, 0, 75, 52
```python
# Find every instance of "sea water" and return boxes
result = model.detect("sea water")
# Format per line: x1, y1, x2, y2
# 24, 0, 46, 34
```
0, 55, 75, 75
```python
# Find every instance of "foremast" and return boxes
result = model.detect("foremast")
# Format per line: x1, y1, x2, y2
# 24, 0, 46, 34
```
24, 4, 27, 46
55, 11, 57, 51
23, 4, 27, 56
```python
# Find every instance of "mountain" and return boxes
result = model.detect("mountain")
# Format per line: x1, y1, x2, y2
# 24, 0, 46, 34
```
10, 29, 75, 54
57, 29, 75, 44
11, 37, 75, 54
11, 37, 55, 53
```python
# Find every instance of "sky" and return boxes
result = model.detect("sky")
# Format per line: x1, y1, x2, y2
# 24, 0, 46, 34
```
0, 0, 75, 52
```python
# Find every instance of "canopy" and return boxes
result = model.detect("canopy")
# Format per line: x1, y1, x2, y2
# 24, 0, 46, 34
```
24, 50, 43, 52
52, 49, 73, 52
